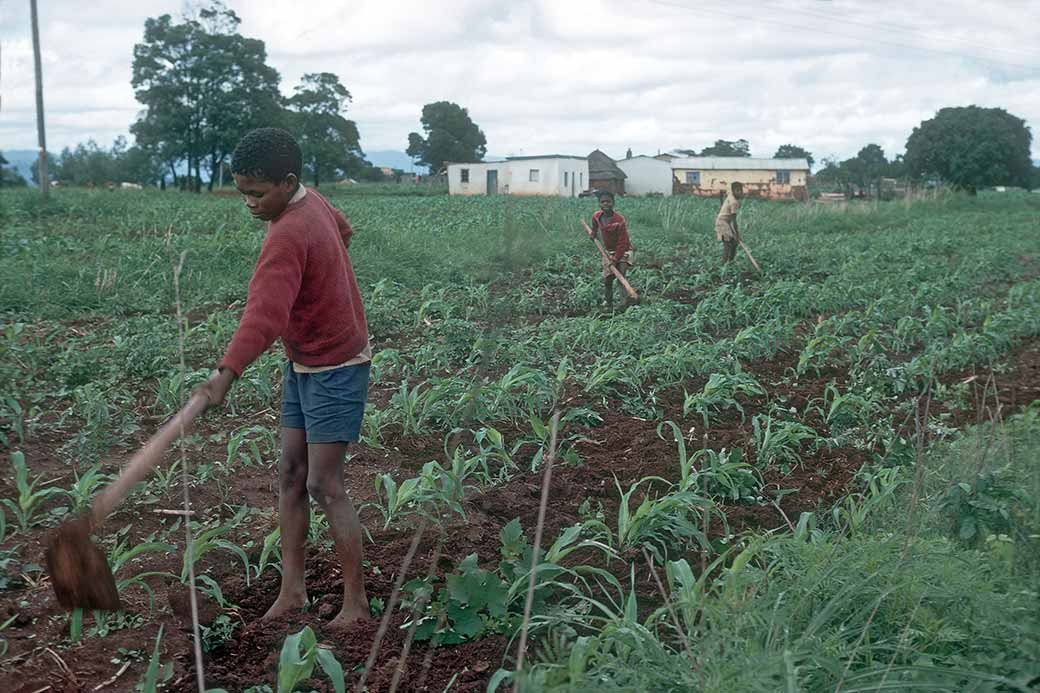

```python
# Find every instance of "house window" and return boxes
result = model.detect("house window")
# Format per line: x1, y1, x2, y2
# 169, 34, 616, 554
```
564, 171, 569, 186
460, 168, 469, 183
685, 171, 700, 185
579, 172, 584, 187
776, 170, 791, 184
529, 169, 540, 182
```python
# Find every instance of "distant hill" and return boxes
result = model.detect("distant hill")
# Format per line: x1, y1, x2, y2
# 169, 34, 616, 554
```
364, 150, 427, 174
362, 151, 511, 172
2, 149, 43, 185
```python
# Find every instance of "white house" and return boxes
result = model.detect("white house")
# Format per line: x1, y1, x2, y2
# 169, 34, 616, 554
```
616, 156, 673, 196
447, 156, 589, 197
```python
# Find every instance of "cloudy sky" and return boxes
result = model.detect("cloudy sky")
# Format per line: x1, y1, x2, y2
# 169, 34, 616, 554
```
2, 0, 1038, 165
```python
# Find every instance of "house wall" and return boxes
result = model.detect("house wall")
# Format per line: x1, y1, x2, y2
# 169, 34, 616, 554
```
672, 167, 808, 200
616, 157, 673, 196
449, 159, 587, 197
508, 160, 588, 196
448, 163, 491, 195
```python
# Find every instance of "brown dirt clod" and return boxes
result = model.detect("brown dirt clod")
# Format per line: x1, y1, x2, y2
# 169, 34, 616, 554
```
44, 515, 121, 612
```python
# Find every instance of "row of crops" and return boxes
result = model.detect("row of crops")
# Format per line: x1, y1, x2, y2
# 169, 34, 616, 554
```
0, 187, 1038, 691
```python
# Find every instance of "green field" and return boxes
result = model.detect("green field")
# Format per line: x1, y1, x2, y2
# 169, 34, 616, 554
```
1, 187, 1038, 692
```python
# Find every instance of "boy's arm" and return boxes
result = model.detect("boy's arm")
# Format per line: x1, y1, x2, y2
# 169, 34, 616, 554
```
334, 209, 353, 249
216, 232, 306, 380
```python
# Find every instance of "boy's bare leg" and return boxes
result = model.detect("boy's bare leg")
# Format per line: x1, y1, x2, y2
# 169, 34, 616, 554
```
306, 442, 369, 629
604, 275, 614, 311
263, 427, 310, 620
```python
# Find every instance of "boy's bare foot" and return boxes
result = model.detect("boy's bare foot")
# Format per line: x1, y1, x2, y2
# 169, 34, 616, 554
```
326, 601, 369, 631
262, 591, 308, 621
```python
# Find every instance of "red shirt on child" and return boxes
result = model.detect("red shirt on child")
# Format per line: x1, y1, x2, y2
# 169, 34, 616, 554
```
219, 189, 368, 376
591, 210, 632, 262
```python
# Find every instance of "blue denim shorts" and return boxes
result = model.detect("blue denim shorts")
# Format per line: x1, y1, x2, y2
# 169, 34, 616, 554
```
280, 361, 370, 443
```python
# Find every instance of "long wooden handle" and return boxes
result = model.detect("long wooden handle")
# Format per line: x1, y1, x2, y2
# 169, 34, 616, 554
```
738, 240, 762, 272
91, 392, 210, 525
581, 220, 640, 300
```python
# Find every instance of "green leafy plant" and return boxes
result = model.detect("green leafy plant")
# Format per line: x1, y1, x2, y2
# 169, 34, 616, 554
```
2, 451, 66, 531
136, 625, 173, 692
65, 463, 113, 512
584, 478, 719, 562
941, 467, 1032, 544
201, 614, 239, 653
690, 447, 764, 502
402, 518, 614, 645
683, 369, 765, 430
226, 425, 276, 468
181, 509, 252, 586
752, 414, 821, 474
276, 626, 345, 693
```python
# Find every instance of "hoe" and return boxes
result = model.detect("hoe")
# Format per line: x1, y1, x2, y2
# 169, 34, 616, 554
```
45, 392, 210, 610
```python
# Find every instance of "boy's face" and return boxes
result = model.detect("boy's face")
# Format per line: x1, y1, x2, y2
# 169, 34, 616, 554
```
599, 196, 614, 214
234, 173, 298, 222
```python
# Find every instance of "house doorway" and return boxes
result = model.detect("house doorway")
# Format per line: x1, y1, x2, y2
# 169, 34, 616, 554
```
487, 170, 498, 195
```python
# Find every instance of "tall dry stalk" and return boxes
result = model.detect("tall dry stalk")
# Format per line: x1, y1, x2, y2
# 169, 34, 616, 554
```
173, 252, 206, 692
512, 411, 560, 692
355, 521, 427, 693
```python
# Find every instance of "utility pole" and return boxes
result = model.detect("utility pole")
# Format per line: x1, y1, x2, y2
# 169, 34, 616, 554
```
30, 0, 50, 197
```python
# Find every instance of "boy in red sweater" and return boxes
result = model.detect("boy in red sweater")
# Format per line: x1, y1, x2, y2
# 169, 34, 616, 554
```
588, 191, 634, 311
199, 128, 371, 629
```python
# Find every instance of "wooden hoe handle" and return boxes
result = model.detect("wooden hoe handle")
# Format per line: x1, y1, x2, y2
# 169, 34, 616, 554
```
581, 220, 640, 301
738, 240, 762, 272
91, 392, 210, 525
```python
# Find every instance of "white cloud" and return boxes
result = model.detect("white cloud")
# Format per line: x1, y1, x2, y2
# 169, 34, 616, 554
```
1, 0, 1037, 162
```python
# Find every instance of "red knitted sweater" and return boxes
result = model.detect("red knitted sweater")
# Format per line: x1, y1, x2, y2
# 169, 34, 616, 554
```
218, 189, 368, 376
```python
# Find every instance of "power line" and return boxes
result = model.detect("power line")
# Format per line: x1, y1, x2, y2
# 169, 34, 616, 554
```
759, 0, 1040, 62
646, 0, 1039, 74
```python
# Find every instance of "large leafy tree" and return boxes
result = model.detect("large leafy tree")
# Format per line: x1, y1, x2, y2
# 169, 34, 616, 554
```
30, 153, 60, 186
773, 144, 814, 170
287, 73, 365, 187
814, 145, 892, 198
699, 139, 751, 157
53, 140, 120, 185
406, 101, 487, 173
131, 2, 283, 192
904, 106, 1033, 190
855, 144, 888, 199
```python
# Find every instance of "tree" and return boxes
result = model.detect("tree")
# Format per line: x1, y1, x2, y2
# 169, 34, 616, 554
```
625, 148, 633, 159
30, 152, 60, 186
54, 140, 119, 185
406, 101, 487, 173
855, 144, 888, 199
904, 106, 1033, 191
120, 143, 167, 187
773, 144, 814, 170
699, 139, 751, 157
287, 72, 365, 187
131, 2, 283, 192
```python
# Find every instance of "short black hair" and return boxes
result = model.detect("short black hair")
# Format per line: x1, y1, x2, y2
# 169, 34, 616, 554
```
597, 190, 615, 201
231, 128, 302, 182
